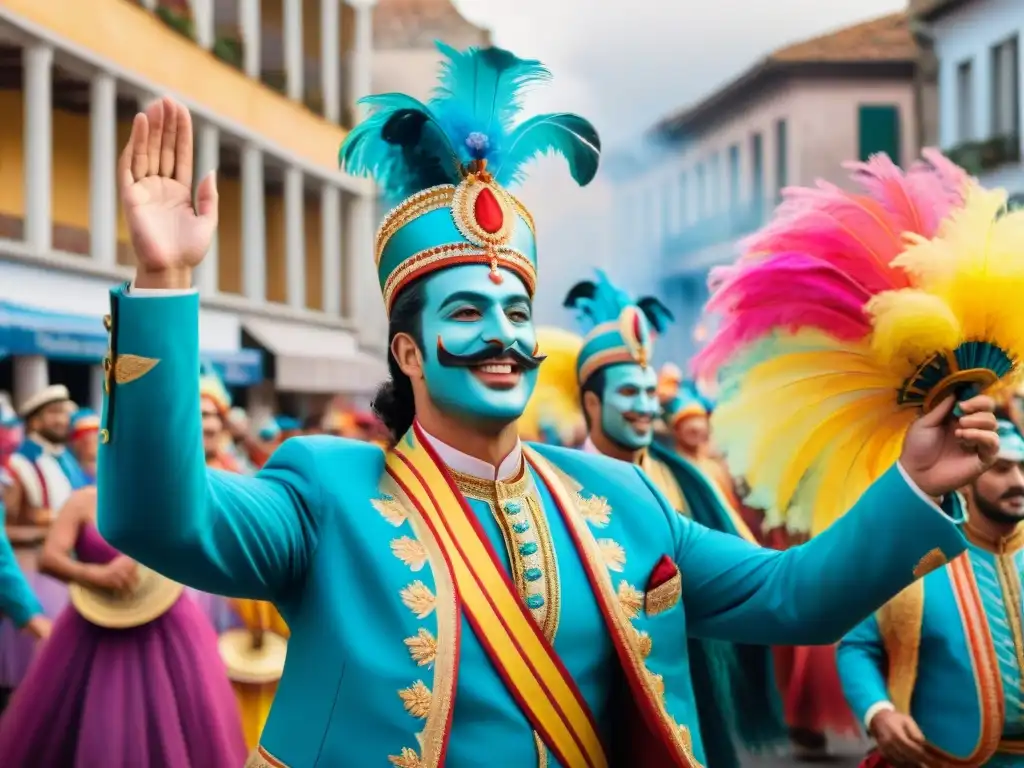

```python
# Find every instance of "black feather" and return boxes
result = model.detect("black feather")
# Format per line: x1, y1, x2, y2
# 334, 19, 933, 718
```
563, 280, 597, 308
637, 296, 674, 333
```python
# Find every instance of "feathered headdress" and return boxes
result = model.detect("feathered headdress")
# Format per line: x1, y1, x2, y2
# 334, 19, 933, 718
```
564, 270, 673, 386
199, 363, 231, 415
339, 42, 601, 314
693, 150, 1024, 535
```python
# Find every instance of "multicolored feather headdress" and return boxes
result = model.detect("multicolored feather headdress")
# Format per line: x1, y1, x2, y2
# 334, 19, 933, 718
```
339, 42, 601, 314
564, 270, 674, 386
693, 150, 1024, 535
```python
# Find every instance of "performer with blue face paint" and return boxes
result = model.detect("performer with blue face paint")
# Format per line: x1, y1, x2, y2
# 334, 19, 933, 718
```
568, 271, 785, 767
100, 43, 996, 768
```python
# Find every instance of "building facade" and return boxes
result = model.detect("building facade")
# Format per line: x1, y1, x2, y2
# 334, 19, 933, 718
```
0, 0, 385, 420
610, 13, 918, 365
914, 0, 1024, 200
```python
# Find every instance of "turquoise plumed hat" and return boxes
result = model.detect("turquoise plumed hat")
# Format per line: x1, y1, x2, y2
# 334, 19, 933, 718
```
662, 389, 709, 429
997, 418, 1024, 461
69, 408, 100, 438
563, 270, 673, 386
339, 42, 601, 314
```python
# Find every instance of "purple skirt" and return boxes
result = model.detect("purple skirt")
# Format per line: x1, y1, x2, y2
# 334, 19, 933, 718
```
0, 571, 68, 688
0, 593, 247, 767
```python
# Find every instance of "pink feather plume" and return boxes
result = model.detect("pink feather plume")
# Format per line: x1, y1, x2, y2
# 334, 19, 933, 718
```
692, 253, 873, 377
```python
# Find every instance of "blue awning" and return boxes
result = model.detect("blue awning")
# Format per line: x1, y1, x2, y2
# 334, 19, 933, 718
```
0, 301, 263, 387
201, 349, 263, 387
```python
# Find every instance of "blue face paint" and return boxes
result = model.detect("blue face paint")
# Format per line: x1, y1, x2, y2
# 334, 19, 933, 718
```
599, 364, 659, 450
420, 265, 539, 424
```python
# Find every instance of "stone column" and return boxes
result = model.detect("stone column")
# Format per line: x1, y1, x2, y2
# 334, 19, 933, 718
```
321, 184, 341, 314
284, 166, 306, 308
90, 71, 118, 266
23, 45, 53, 255
194, 122, 220, 294
241, 144, 266, 301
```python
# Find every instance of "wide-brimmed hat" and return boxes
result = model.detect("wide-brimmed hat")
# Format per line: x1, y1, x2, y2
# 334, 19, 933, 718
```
218, 628, 288, 684
69, 564, 183, 629
18, 385, 70, 420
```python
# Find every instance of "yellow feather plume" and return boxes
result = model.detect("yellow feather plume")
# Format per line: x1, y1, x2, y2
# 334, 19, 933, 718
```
519, 327, 584, 443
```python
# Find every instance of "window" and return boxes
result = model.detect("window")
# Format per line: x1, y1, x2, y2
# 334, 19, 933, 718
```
774, 119, 788, 198
751, 132, 764, 210
728, 144, 741, 210
678, 171, 688, 227
991, 36, 1020, 137
956, 59, 975, 141
858, 105, 901, 165
695, 163, 706, 218
708, 153, 720, 214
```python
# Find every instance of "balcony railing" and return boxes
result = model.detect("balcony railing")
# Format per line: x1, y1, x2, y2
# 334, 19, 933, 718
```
945, 133, 1021, 175
662, 202, 767, 260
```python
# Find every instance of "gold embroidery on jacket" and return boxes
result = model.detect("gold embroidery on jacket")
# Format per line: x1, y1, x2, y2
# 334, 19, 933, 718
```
377, 476, 455, 768
913, 547, 948, 579
392, 537, 428, 571
113, 354, 160, 385
404, 628, 438, 666
645, 571, 682, 617
617, 581, 643, 619
598, 539, 626, 572
576, 493, 611, 527
399, 681, 433, 718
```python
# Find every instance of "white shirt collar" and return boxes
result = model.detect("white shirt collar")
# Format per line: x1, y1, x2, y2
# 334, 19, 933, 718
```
418, 425, 522, 481
581, 437, 600, 455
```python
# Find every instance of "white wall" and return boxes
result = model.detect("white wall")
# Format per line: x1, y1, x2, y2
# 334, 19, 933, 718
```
931, 0, 1024, 193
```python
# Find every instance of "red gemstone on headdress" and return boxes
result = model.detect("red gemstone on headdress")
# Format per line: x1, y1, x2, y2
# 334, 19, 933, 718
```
474, 187, 504, 234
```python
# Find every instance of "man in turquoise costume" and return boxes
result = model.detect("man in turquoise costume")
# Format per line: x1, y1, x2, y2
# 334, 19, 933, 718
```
100, 44, 996, 768
566, 270, 784, 767
838, 414, 1024, 767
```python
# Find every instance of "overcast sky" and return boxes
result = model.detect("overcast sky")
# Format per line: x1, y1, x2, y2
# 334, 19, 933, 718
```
447, 0, 908, 318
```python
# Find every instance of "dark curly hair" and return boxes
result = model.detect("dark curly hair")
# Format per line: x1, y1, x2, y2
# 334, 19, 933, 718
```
372, 278, 427, 442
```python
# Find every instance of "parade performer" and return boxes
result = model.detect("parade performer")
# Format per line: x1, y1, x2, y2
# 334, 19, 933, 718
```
567, 270, 783, 766
100, 44, 992, 767
0, 385, 87, 706
0, 484, 246, 765
68, 408, 100, 483
693, 151, 1024, 763
838, 414, 1024, 767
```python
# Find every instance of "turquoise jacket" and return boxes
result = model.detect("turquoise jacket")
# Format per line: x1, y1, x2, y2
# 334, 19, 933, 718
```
838, 527, 1024, 767
0, 525, 42, 627
98, 287, 967, 768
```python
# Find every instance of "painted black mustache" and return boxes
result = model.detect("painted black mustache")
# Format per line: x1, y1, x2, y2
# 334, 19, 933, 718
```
436, 338, 546, 371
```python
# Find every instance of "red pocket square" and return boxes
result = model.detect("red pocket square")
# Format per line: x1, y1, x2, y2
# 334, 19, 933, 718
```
644, 555, 681, 616
647, 554, 678, 592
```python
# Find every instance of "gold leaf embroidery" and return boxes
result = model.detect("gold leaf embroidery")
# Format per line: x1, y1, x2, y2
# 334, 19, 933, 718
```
401, 581, 436, 618
399, 680, 432, 718
388, 748, 424, 768
617, 581, 643, 619
679, 724, 695, 757
391, 537, 428, 571
598, 539, 626, 572
634, 628, 652, 659
373, 495, 407, 527
404, 628, 437, 666
113, 354, 160, 384
649, 671, 666, 700
576, 493, 611, 527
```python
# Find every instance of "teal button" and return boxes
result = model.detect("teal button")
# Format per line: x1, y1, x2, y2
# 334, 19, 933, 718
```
503, 500, 523, 515
524, 567, 542, 582
512, 521, 530, 534
519, 542, 538, 556
526, 594, 545, 609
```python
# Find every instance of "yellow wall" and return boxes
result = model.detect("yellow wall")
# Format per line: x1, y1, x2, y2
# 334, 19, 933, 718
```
0, 91, 133, 258
0, 90, 324, 310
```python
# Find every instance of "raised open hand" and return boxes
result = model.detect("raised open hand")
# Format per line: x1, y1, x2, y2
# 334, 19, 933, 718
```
118, 96, 218, 290
900, 394, 999, 498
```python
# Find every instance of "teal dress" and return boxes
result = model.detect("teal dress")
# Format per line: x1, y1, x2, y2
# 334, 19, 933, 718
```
96, 286, 968, 767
